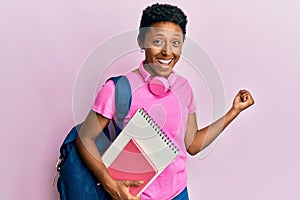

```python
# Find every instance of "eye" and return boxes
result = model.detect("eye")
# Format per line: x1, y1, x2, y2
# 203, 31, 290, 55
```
153, 39, 163, 46
172, 40, 181, 47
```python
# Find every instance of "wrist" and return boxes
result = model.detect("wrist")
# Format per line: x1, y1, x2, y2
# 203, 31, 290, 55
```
228, 107, 241, 118
101, 173, 117, 195
96, 163, 115, 188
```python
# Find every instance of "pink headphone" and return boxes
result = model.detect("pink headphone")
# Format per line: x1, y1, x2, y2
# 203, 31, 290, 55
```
139, 61, 175, 96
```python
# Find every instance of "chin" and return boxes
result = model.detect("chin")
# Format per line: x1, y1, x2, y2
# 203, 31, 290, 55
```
156, 69, 172, 78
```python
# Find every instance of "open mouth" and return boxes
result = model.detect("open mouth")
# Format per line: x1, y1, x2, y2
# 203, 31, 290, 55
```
157, 59, 173, 68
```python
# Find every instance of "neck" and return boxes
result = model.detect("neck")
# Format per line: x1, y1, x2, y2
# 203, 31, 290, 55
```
143, 63, 156, 78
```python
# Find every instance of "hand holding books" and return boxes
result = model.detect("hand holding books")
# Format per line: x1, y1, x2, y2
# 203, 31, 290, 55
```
102, 108, 179, 196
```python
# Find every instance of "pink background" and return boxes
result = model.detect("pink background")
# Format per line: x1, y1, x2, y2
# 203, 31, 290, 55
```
1, 0, 299, 199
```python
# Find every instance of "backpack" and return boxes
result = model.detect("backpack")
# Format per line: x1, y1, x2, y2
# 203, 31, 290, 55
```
56, 76, 132, 200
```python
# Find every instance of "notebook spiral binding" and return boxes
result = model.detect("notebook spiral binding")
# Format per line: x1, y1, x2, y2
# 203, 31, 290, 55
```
138, 108, 180, 154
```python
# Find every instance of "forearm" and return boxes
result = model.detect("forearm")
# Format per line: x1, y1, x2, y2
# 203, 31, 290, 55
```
187, 108, 240, 155
75, 111, 142, 200
75, 111, 115, 190
76, 136, 114, 187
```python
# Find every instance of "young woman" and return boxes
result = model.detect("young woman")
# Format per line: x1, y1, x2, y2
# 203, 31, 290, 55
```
76, 3, 254, 200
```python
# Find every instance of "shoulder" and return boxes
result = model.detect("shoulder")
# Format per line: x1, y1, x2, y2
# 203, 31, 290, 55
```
124, 71, 145, 89
102, 78, 116, 92
171, 72, 192, 89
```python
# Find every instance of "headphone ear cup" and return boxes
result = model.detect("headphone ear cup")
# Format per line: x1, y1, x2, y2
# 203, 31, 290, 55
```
148, 76, 170, 96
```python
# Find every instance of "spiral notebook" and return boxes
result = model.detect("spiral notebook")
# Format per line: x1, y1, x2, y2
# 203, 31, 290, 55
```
101, 108, 179, 196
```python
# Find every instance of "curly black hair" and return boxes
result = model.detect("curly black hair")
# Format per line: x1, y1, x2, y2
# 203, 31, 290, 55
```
139, 3, 188, 42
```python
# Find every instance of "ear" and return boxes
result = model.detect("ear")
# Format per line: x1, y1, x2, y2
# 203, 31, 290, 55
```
137, 35, 144, 49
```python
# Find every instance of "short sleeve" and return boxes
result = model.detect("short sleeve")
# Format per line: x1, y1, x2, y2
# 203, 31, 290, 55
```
91, 80, 116, 119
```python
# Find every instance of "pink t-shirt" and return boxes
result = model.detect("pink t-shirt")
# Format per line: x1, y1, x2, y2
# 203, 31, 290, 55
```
92, 69, 196, 200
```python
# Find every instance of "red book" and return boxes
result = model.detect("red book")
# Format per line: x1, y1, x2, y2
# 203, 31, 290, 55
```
107, 138, 158, 196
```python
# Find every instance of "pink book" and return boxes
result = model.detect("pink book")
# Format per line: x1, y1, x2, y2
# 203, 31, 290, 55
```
107, 138, 158, 196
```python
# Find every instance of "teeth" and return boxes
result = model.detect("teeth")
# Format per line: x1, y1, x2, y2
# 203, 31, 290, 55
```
157, 59, 172, 65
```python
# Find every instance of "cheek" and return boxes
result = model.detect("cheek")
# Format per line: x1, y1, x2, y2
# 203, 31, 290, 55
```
172, 57, 180, 67
173, 46, 183, 56
145, 48, 161, 58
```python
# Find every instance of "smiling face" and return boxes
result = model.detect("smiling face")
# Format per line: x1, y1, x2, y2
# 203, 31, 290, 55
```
138, 21, 184, 78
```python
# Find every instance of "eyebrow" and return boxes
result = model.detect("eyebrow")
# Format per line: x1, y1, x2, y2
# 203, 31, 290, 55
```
152, 33, 183, 38
173, 33, 182, 37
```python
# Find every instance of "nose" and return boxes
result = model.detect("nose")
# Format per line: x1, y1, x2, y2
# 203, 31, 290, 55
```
161, 43, 172, 56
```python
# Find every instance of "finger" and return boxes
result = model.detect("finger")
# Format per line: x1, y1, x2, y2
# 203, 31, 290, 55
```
124, 180, 144, 187
235, 90, 247, 99
241, 90, 254, 96
130, 195, 141, 200
238, 89, 248, 95
129, 193, 141, 200
243, 91, 254, 102
240, 93, 249, 102
133, 196, 141, 200
247, 94, 255, 104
